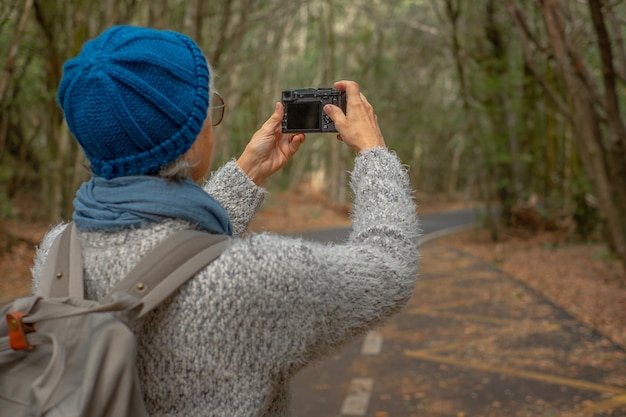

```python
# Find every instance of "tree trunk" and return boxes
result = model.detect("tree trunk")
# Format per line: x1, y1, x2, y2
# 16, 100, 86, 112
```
444, 0, 497, 236
0, 0, 34, 156
541, 0, 626, 267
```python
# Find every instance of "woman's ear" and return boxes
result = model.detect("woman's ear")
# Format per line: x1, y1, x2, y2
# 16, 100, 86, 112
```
184, 116, 214, 181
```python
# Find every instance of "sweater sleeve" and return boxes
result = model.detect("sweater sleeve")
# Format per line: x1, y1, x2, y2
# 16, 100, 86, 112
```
350, 147, 420, 242
312, 147, 419, 351
208, 148, 420, 369
203, 160, 267, 238
301, 148, 418, 359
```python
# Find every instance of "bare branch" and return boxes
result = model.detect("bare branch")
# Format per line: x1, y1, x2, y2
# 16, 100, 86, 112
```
553, 0, 607, 116
604, 1, 626, 83
504, 0, 571, 118
538, 0, 606, 120
507, 1, 550, 54
589, 0, 626, 146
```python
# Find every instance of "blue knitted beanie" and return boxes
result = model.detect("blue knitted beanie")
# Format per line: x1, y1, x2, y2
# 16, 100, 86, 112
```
57, 26, 210, 179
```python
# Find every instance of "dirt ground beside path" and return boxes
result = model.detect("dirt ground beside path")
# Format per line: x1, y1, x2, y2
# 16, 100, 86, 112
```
1, 188, 625, 354
440, 229, 626, 351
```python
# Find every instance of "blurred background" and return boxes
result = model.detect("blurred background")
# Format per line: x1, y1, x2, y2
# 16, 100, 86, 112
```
1, 0, 625, 270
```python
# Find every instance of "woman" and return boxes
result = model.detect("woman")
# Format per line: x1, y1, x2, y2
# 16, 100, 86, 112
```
32, 26, 419, 417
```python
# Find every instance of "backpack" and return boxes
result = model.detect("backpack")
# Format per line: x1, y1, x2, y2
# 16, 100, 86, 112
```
0, 223, 230, 417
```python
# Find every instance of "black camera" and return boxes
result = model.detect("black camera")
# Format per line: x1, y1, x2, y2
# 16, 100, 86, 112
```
281, 88, 347, 133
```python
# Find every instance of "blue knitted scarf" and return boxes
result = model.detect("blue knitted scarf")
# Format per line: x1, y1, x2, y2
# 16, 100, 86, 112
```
73, 176, 233, 235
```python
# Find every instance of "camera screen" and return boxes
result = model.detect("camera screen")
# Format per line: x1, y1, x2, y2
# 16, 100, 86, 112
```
286, 102, 320, 130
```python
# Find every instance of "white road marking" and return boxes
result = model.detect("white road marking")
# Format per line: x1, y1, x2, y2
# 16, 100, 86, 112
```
361, 330, 383, 355
340, 378, 374, 416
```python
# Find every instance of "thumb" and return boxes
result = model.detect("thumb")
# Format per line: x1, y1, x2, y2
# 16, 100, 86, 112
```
270, 102, 284, 123
324, 104, 345, 126
260, 102, 283, 131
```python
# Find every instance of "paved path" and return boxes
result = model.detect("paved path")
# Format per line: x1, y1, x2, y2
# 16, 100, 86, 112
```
290, 209, 478, 244
291, 242, 626, 417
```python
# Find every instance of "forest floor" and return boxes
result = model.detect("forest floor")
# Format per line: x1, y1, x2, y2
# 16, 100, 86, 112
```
1, 186, 625, 350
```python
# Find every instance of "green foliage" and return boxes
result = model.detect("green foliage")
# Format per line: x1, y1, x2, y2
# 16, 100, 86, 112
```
1, 0, 624, 268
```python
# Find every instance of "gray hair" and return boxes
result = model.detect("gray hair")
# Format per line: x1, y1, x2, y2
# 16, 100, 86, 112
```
157, 156, 195, 181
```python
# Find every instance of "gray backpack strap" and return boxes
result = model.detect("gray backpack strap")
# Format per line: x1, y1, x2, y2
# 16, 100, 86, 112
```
104, 230, 230, 318
37, 223, 84, 299
38, 225, 230, 318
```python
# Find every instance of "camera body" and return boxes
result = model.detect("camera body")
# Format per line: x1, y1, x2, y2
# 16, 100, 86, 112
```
281, 88, 346, 133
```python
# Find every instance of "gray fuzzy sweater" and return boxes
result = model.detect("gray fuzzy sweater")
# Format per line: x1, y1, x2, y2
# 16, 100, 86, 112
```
32, 148, 419, 417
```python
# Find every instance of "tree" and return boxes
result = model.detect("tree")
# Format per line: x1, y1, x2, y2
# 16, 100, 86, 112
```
2, 0, 625, 270
506, 0, 626, 267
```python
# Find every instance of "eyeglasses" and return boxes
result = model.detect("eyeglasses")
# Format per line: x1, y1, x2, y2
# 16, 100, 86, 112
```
209, 92, 225, 126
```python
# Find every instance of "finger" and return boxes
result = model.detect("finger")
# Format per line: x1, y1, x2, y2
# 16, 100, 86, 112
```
289, 133, 305, 144
282, 133, 298, 146
360, 92, 373, 109
291, 133, 305, 150
280, 133, 305, 159
261, 102, 283, 130
333, 80, 346, 91
359, 93, 377, 120
334, 80, 360, 97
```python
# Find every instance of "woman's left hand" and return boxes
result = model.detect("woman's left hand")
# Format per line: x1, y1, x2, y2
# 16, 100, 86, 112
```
237, 102, 305, 186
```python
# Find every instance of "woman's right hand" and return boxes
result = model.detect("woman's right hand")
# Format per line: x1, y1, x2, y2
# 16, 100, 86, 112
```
323, 80, 386, 153
237, 102, 305, 186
